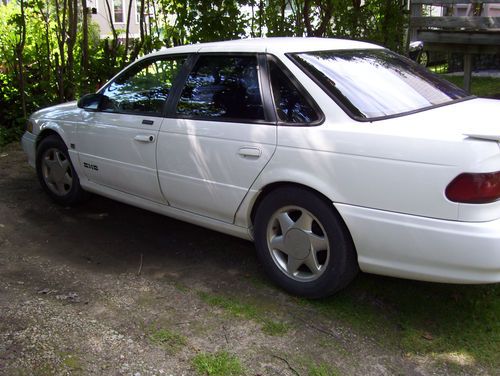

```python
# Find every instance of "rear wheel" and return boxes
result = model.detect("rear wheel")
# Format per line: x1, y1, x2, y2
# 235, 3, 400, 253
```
254, 187, 358, 298
36, 135, 85, 206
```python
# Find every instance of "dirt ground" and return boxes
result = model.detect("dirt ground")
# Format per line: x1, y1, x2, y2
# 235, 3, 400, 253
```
0, 143, 490, 376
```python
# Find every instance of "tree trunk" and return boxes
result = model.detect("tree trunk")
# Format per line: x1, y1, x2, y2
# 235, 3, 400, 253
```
65, 0, 78, 100
16, 0, 27, 118
54, 0, 68, 102
81, 0, 90, 94
129, 0, 145, 61
104, 0, 120, 68
124, 0, 134, 63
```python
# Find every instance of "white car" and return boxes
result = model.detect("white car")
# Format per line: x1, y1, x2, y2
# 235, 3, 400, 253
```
22, 38, 500, 298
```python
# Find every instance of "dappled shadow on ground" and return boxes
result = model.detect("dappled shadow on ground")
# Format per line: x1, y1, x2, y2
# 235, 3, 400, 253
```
311, 274, 499, 370
1, 143, 498, 375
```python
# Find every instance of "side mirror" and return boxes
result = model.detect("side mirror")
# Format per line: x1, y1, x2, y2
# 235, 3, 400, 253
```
77, 93, 104, 110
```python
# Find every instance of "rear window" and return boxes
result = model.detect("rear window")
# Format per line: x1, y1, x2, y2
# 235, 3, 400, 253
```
290, 49, 470, 120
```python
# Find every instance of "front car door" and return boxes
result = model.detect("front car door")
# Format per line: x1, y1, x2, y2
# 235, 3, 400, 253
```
157, 53, 277, 222
77, 56, 186, 203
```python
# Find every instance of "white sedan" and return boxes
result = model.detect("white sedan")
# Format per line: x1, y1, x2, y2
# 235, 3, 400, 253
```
21, 38, 500, 298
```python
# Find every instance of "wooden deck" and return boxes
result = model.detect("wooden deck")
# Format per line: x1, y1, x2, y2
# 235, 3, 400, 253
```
409, 0, 500, 92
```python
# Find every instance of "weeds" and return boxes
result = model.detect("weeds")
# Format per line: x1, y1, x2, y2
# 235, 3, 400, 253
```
192, 351, 244, 376
198, 291, 290, 336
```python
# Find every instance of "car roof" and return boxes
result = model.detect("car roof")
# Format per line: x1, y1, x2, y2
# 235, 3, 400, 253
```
143, 37, 383, 59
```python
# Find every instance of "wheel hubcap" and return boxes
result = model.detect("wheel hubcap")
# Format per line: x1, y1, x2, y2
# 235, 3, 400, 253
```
267, 206, 330, 282
41, 148, 73, 196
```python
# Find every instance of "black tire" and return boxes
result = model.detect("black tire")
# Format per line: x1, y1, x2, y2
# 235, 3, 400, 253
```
36, 135, 85, 206
254, 186, 358, 298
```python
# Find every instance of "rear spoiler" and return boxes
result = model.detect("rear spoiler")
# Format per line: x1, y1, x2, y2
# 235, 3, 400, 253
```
464, 134, 500, 142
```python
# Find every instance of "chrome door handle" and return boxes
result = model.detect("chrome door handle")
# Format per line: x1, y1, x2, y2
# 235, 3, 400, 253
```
238, 147, 261, 158
134, 134, 155, 143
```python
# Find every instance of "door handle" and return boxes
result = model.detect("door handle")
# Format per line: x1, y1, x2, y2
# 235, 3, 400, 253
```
238, 147, 261, 158
134, 134, 155, 143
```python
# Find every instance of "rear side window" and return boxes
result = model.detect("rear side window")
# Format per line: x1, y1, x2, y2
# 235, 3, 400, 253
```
268, 60, 320, 124
176, 55, 265, 121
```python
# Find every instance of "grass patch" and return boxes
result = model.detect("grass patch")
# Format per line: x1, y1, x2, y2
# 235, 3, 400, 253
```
308, 362, 340, 376
172, 280, 190, 293
261, 320, 289, 336
61, 354, 83, 371
192, 351, 244, 376
440, 75, 500, 97
148, 327, 187, 353
305, 274, 500, 371
198, 291, 290, 336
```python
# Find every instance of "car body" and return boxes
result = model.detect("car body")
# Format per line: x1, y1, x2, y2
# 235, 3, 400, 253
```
22, 37, 500, 297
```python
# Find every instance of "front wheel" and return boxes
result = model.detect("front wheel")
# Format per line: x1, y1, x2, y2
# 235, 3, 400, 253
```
36, 135, 85, 206
254, 187, 358, 298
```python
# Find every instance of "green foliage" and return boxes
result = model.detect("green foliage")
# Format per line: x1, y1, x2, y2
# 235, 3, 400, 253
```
440, 76, 500, 97
192, 351, 244, 376
0, 0, 410, 145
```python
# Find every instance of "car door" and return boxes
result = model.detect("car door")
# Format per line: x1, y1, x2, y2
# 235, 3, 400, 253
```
157, 54, 277, 223
77, 56, 186, 203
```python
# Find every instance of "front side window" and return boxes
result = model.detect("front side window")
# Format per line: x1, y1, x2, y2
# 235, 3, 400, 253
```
101, 56, 186, 115
291, 49, 469, 120
268, 60, 320, 124
176, 55, 265, 121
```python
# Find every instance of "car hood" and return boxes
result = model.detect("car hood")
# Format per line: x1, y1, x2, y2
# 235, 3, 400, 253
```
31, 101, 79, 121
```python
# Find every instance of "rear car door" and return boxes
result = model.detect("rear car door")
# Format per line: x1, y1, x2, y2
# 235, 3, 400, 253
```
157, 53, 277, 222
77, 56, 186, 203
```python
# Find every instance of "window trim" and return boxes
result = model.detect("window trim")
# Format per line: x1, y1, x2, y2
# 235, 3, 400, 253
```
287, 50, 475, 123
266, 54, 324, 127
96, 54, 190, 118
112, 0, 125, 24
168, 52, 276, 125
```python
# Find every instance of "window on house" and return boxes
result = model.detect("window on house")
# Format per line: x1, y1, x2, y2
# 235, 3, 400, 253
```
135, 0, 141, 23
113, 0, 124, 23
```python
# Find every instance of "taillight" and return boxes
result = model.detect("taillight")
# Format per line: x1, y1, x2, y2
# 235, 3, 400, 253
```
445, 171, 500, 204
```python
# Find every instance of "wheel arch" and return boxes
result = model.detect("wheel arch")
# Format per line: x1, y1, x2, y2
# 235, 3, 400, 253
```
248, 182, 356, 254
36, 128, 65, 150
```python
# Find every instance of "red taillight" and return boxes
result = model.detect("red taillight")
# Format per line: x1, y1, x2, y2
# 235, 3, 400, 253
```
445, 171, 500, 204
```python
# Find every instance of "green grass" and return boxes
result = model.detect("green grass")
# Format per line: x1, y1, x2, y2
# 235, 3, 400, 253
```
62, 354, 83, 372
198, 291, 290, 336
308, 362, 340, 376
304, 274, 500, 370
440, 75, 500, 97
148, 327, 187, 353
192, 351, 244, 376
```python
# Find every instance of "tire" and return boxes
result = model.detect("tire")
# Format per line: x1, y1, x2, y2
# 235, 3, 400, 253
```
254, 187, 358, 298
36, 135, 85, 206
418, 51, 429, 67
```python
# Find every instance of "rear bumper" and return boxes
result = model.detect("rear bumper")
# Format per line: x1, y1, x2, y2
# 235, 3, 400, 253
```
336, 203, 500, 284
21, 131, 36, 168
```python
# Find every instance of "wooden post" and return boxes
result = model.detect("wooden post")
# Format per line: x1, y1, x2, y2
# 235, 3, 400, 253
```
463, 53, 472, 94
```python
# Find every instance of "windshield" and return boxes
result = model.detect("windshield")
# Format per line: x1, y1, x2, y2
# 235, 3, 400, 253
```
290, 49, 469, 120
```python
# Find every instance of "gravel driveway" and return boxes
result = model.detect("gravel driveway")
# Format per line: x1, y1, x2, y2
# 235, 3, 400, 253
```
0, 143, 491, 376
